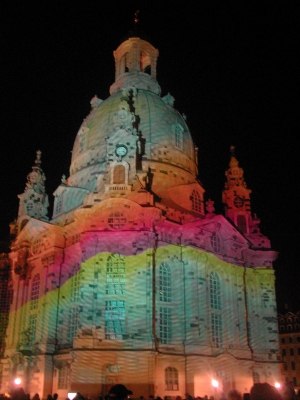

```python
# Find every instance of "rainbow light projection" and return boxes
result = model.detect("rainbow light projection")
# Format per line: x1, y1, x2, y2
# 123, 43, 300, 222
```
1, 26, 281, 400
3, 227, 280, 398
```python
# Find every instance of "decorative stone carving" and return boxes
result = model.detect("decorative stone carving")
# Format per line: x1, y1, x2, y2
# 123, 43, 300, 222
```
11, 352, 24, 366
90, 95, 103, 108
14, 247, 30, 279
106, 364, 120, 373
113, 101, 136, 133
162, 92, 175, 107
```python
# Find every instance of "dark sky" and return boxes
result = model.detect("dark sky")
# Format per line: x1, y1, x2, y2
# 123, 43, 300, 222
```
0, 3, 298, 312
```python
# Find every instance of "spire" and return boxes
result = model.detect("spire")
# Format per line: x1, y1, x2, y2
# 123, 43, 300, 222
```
110, 14, 160, 95
119, 9, 153, 45
224, 145, 247, 190
25, 150, 46, 195
222, 146, 252, 233
15, 150, 49, 232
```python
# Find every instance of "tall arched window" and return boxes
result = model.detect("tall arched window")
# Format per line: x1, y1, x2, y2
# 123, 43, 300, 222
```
210, 272, 223, 348
106, 255, 126, 294
30, 274, 40, 310
120, 52, 129, 74
159, 263, 171, 302
210, 233, 221, 253
113, 165, 125, 184
68, 306, 80, 342
165, 367, 178, 390
237, 215, 247, 233
191, 190, 201, 213
29, 313, 37, 342
105, 300, 125, 340
160, 307, 172, 344
71, 263, 81, 302
140, 51, 151, 74
58, 364, 70, 389
210, 272, 221, 310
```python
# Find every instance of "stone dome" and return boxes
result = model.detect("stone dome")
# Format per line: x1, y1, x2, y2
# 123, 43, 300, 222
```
67, 35, 201, 206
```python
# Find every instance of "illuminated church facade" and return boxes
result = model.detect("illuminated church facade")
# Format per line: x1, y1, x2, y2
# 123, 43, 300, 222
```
0, 28, 281, 399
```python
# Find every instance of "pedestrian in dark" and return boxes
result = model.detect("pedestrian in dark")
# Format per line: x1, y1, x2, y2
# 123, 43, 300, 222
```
250, 382, 282, 399
228, 389, 242, 400
11, 387, 27, 400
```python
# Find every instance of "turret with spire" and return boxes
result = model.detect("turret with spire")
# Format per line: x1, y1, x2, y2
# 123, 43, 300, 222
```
12, 150, 49, 234
222, 146, 271, 248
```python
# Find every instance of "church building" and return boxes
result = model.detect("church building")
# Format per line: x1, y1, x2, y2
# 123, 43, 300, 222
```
0, 26, 280, 399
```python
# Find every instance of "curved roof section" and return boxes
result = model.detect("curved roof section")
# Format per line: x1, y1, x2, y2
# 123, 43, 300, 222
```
67, 33, 200, 198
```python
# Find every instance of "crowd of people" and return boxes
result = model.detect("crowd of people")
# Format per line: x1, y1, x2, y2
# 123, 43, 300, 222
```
1, 382, 300, 400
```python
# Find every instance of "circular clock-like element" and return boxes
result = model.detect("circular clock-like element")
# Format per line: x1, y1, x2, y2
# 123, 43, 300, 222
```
234, 196, 244, 208
116, 145, 127, 157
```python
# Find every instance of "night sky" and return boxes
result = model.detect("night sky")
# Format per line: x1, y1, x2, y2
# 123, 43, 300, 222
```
0, 3, 298, 312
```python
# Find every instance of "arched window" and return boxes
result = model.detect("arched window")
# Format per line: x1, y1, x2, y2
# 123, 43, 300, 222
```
159, 263, 171, 302
140, 51, 151, 74
280, 325, 285, 332
210, 272, 221, 310
160, 307, 172, 344
30, 274, 40, 310
105, 300, 125, 340
58, 364, 70, 389
237, 215, 247, 233
287, 324, 292, 331
71, 264, 81, 302
106, 255, 126, 295
191, 190, 201, 213
210, 272, 222, 348
29, 313, 37, 342
211, 313, 223, 348
120, 52, 129, 74
108, 212, 127, 230
210, 233, 221, 253
113, 165, 125, 184
165, 367, 178, 391
68, 306, 80, 343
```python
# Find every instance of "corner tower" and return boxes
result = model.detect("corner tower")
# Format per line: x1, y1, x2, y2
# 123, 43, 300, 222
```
222, 145, 252, 233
